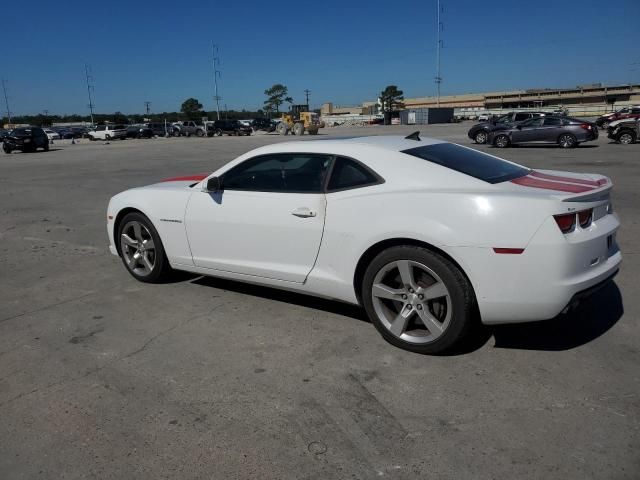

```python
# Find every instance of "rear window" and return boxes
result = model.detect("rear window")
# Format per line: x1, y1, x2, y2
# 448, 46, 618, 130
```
402, 143, 529, 184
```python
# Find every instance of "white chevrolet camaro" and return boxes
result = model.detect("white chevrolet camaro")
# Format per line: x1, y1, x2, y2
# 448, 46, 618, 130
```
107, 134, 621, 354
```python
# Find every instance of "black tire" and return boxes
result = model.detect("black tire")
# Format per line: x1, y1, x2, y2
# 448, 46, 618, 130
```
196, 129, 204, 137
558, 133, 577, 148
617, 131, 636, 145
215, 128, 223, 136
3, 143, 11, 154
116, 212, 173, 283
44, 141, 49, 152
474, 130, 488, 144
494, 134, 510, 148
361, 246, 477, 354
105, 134, 111, 141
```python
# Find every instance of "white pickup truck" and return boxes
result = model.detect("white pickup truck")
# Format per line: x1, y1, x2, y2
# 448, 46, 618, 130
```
88, 124, 127, 141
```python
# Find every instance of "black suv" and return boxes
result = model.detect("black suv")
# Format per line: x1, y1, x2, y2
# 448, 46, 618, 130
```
251, 118, 276, 132
3, 127, 50, 153
126, 125, 154, 139
147, 122, 169, 137
211, 120, 252, 136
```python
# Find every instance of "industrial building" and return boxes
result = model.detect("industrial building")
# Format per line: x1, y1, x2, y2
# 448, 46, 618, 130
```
322, 83, 640, 117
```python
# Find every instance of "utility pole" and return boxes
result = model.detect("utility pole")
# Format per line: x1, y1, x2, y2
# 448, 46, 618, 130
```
212, 43, 222, 120
435, 0, 443, 107
304, 89, 311, 108
2, 79, 11, 125
144, 101, 151, 116
84, 64, 95, 125
43, 110, 49, 126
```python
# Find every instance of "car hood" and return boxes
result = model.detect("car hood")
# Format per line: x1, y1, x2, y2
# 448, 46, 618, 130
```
609, 118, 637, 128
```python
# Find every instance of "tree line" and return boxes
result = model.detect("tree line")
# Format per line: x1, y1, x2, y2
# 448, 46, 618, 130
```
1, 83, 404, 127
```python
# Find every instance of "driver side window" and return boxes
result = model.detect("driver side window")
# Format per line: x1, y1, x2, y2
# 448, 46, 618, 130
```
222, 153, 332, 193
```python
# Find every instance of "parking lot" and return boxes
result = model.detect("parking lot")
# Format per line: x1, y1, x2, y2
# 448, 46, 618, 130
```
0, 123, 638, 479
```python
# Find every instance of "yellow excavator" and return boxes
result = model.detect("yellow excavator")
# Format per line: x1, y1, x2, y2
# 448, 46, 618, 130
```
276, 104, 320, 135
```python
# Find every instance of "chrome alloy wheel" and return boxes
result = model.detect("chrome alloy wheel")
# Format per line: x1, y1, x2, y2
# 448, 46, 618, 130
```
619, 132, 634, 144
120, 221, 156, 276
475, 131, 487, 144
371, 260, 452, 344
559, 134, 575, 148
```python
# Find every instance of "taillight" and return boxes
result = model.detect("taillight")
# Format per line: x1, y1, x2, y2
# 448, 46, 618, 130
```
580, 123, 592, 130
554, 208, 593, 234
554, 213, 576, 233
578, 209, 593, 228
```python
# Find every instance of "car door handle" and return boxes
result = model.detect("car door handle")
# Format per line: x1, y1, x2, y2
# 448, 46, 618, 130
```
291, 207, 317, 218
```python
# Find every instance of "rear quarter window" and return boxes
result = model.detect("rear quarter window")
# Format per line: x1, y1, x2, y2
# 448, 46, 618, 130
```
402, 143, 529, 184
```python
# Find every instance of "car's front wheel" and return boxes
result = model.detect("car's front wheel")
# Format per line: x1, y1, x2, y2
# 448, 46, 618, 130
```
617, 131, 636, 144
3, 143, 11, 154
474, 130, 488, 144
362, 246, 476, 354
117, 212, 172, 283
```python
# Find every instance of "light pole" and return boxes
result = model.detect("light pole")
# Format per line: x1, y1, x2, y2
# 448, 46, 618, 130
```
2, 79, 12, 125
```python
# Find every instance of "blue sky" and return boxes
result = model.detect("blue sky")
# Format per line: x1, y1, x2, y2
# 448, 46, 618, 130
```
2, 0, 638, 115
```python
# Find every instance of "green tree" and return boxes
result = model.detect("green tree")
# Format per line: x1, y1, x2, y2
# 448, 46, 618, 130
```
263, 84, 293, 114
379, 85, 404, 112
180, 98, 204, 120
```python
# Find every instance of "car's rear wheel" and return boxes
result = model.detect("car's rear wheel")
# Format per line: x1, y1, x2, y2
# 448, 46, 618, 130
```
362, 246, 476, 354
3, 143, 12, 154
196, 129, 204, 137
618, 131, 636, 144
105, 134, 111, 141
558, 133, 577, 148
474, 130, 488, 144
602, 121, 610, 130
494, 134, 510, 148
117, 212, 172, 283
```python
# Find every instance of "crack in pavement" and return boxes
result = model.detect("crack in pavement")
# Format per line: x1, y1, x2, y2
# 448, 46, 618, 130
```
0, 302, 228, 409
0, 291, 97, 325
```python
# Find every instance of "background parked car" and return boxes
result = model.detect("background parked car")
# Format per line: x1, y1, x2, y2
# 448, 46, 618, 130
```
211, 119, 252, 136
43, 129, 60, 141
488, 116, 598, 148
146, 122, 169, 137
608, 118, 639, 144
2, 127, 50, 153
467, 111, 547, 144
596, 106, 640, 129
126, 125, 154, 139
171, 121, 206, 137
251, 118, 276, 132
88, 124, 127, 141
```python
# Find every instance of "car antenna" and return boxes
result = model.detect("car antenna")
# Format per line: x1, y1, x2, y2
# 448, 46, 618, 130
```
405, 131, 421, 141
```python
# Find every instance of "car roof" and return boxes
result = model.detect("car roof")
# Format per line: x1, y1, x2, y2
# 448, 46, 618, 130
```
274, 135, 446, 152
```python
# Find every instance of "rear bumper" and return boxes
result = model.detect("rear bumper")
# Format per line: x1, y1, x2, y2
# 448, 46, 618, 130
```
448, 213, 621, 324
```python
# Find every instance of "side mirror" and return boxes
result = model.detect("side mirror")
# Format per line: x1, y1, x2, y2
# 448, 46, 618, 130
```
203, 176, 223, 192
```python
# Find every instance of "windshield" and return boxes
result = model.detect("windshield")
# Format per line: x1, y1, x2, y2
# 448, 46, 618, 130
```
12, 128, 32, 136
495, 114, 511, 123
402, 143, 529, 184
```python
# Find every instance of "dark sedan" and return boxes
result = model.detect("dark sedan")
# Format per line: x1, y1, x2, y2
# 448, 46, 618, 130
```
467, 111, 547, 144
488, 116, 598, 148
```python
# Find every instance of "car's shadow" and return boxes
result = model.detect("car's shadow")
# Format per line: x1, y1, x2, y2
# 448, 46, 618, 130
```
186, 275, 623, 354
491, 144, 599, 149
190, 275, 368, 322
489, 281, 623, 351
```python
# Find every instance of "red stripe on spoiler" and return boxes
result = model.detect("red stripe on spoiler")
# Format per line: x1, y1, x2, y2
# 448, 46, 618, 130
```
529, 170, 605, 187
511, 175, 595, 193
160, 174, 208, 183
